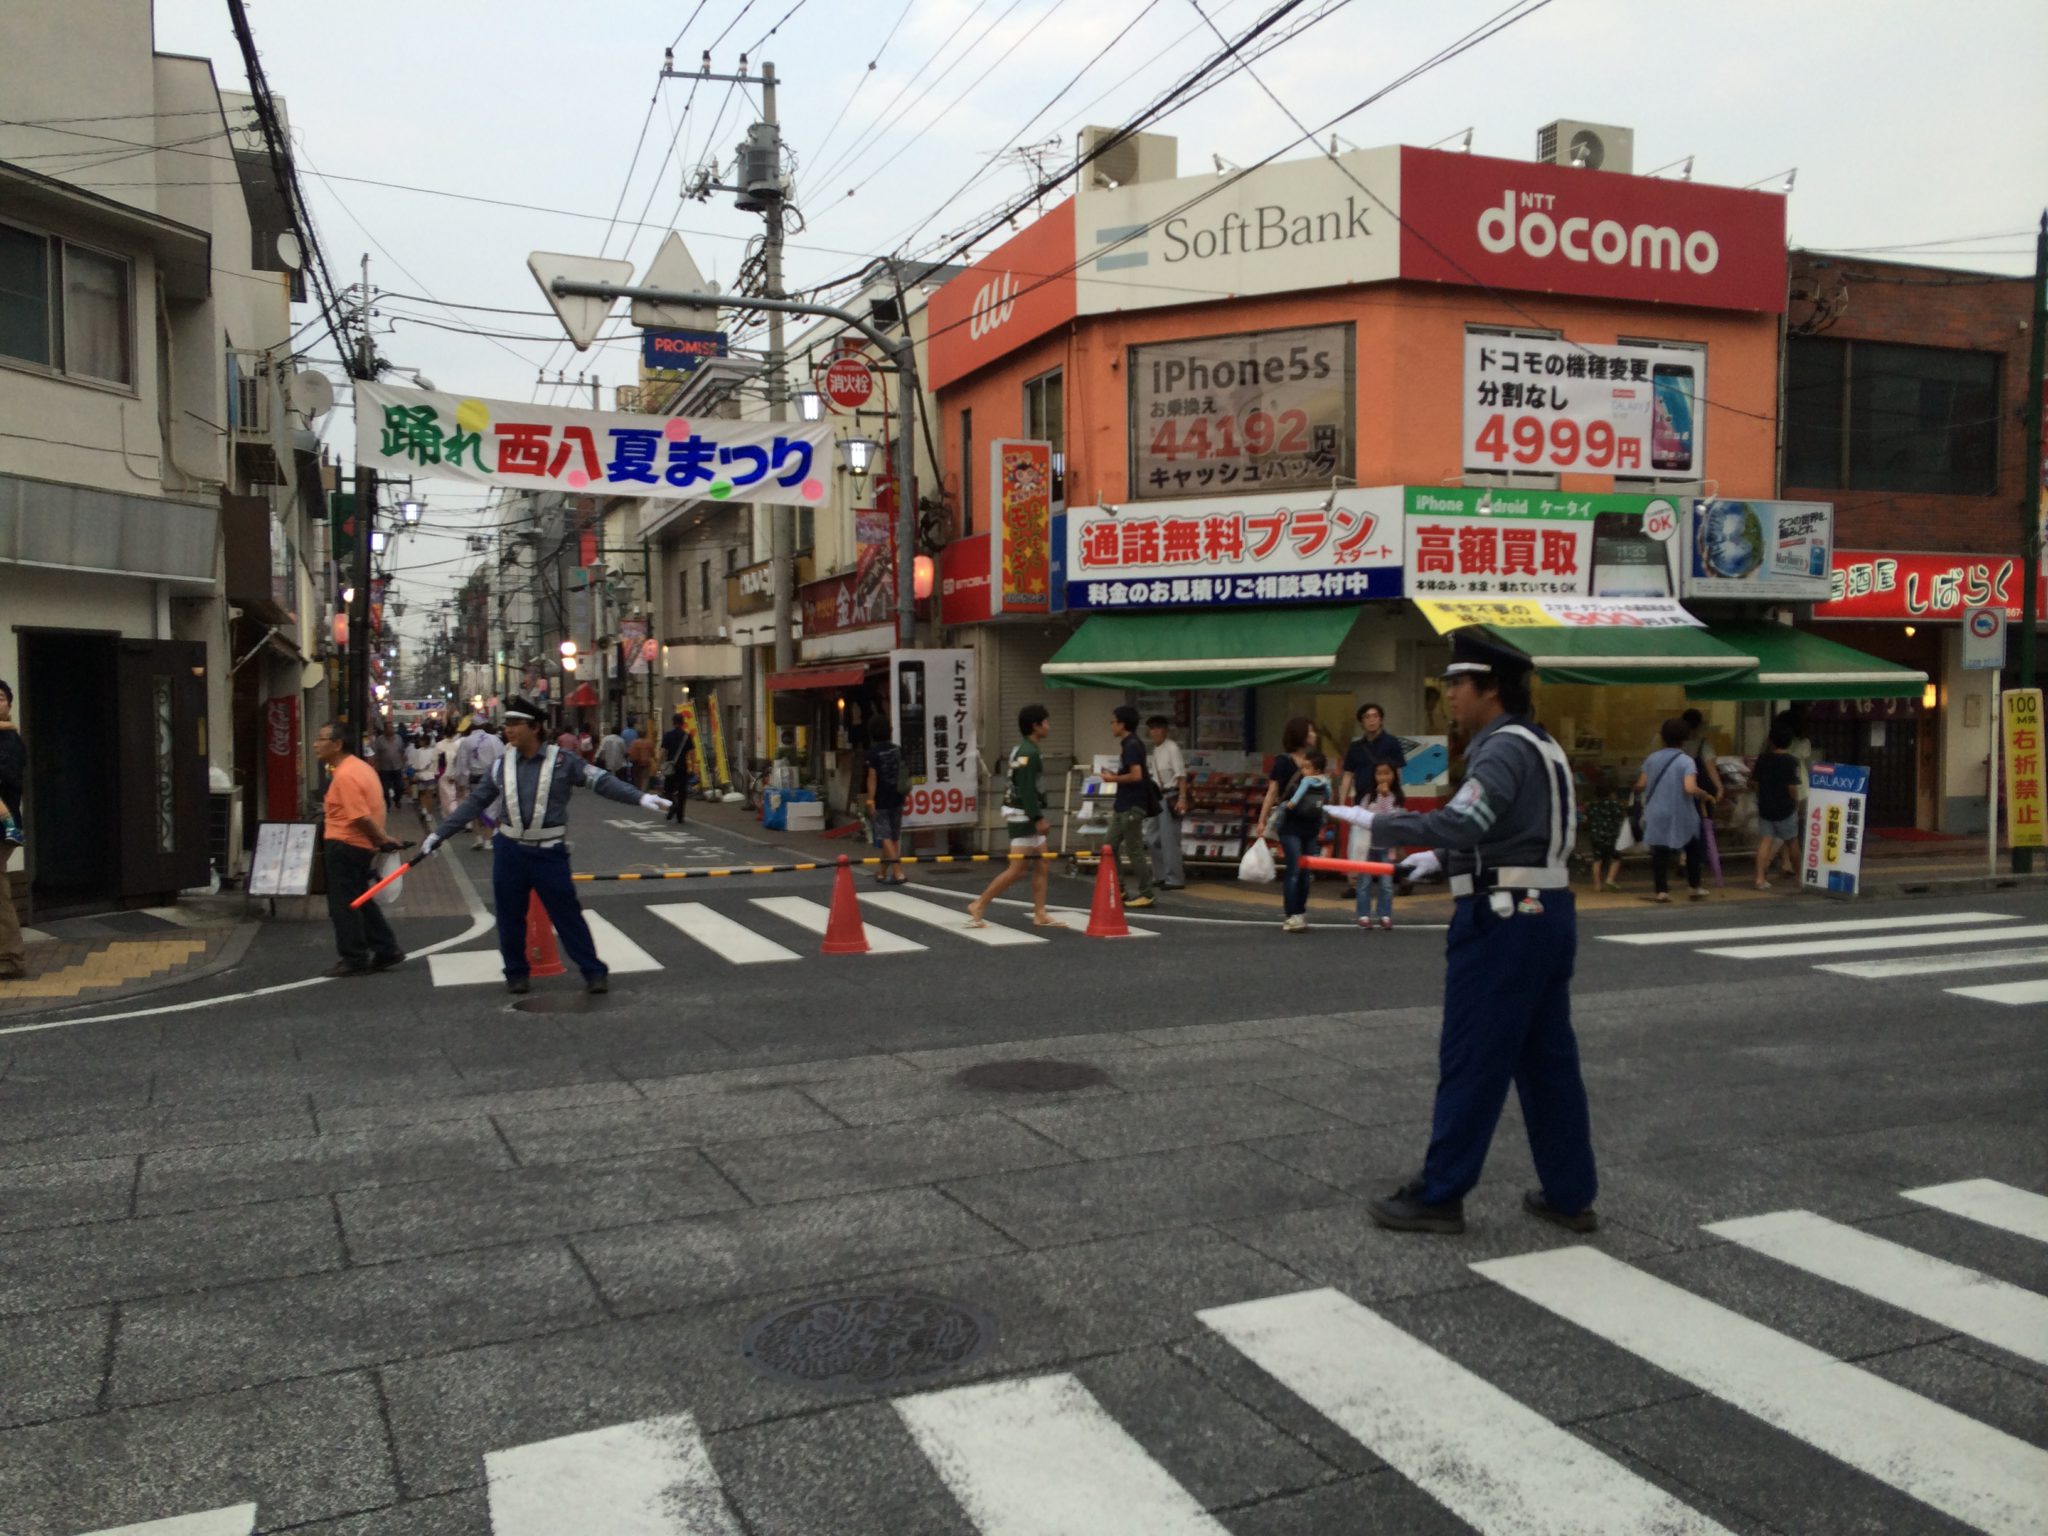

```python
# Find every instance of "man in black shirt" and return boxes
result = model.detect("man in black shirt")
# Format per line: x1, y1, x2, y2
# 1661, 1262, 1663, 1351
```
1339, 704, 1407, 896
0, 678, 25, 979
658, 712, 695, 822
1104, 705, 1157, 908
1751, 726, 1803, 891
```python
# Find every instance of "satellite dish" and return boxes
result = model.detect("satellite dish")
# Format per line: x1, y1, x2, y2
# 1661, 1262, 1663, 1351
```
300, 659, 327, 691
1568, 128, 1606, 170
275, 230, 305, 271
286, 369, 335, 420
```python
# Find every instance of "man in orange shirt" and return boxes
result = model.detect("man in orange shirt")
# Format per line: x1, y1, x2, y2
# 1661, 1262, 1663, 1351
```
315, 721, 406, 977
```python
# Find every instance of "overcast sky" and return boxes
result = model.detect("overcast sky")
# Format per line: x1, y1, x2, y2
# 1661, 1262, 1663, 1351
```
153, 0, 2048, 653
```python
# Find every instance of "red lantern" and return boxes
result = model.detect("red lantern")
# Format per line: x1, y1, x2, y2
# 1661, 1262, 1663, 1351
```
913, 554, 935, 600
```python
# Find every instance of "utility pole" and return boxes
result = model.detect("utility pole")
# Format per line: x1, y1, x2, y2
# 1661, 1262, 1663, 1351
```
350, 252, 377, 741
2015, 210, 2046, 874
756, 61, 794, 678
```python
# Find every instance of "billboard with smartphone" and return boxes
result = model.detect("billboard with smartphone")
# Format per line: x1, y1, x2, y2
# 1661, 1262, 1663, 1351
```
891, 648, 979, 829
1682, 499, 1833, 600
1461, 334, 1707, 481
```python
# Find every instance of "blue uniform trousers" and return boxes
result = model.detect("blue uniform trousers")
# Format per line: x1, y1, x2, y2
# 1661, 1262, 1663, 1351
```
1420, 889, 1596, 1212
492, 839, 605, 982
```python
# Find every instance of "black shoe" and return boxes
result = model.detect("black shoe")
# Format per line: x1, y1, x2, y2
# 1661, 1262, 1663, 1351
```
505, 976, 531, 995
1523, 1189, 1599, 1233
585, 974, 609, 995
323, 961, 371, 978
1340, 884, 1357, 899
1367, 1180, 1466, 1234
370, 952, 406, 973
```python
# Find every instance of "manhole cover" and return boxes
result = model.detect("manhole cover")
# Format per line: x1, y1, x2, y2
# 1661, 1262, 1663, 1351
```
509, 993, 602, 1014
954, 1058, 1108, 1094
743, 1290, 994, 1391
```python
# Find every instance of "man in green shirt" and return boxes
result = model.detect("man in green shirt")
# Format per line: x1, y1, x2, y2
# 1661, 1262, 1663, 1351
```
967, 704, 1064, 928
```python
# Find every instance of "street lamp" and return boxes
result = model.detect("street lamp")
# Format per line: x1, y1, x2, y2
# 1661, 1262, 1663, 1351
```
839, 434, 879, 480
795, 385, 825, 423
370, 529, 388, 554
399, 499, 423, 526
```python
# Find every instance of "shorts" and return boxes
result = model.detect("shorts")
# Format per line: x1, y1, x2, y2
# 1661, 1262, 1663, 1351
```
1591, 841, 1619, 862
1760, 812, 1799, 842
1008, 831, 1047, 851
871, 805, 903, 842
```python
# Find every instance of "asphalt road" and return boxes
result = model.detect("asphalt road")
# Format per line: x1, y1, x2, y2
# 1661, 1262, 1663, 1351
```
1, 809, 2044, 1535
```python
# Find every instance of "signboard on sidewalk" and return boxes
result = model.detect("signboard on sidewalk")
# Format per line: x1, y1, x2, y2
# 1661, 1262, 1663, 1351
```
248, 822, 317, 898
1802, 762, 1870, 898
891, 649, 977, 829
2002, 689, 2044, 849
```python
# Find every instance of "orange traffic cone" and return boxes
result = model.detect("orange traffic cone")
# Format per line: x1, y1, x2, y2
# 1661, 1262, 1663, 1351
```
1086, 843, 1130, 938
524, 890, 566, 977
821, 854, 871, 955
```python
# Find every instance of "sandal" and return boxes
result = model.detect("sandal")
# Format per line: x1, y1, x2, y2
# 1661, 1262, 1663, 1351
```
964, 902, 989, 929
1032, 916, 1069, 929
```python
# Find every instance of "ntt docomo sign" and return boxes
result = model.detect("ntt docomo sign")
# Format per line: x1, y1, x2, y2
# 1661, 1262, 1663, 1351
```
1399, 147, 1786, 313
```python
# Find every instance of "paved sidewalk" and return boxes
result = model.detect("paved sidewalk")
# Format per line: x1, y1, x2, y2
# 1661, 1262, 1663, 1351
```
0, 910, 253, 1020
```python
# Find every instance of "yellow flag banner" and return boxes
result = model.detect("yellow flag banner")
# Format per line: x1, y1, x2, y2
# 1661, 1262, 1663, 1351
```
1414, 596, 1703, 635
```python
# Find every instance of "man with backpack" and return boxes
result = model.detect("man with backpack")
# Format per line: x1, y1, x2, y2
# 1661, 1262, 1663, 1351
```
864, 718, 910, 885
967, 704, 1062, 928
1103, 705, 1158, 908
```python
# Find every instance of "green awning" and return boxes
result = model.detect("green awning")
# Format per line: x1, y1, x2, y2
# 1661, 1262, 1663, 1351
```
1684, 622, 1929, 702
1487, 625, 1761, 687
1042, 606, 1362, 690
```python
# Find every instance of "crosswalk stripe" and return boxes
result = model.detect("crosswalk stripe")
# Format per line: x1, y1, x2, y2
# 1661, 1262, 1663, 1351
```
866, 890, 1049, 946
84, 1510, 257, 1536
1700, 922, 2048, 961
1946, 977, 2048, 1006
427, 948, 509, 987
1474, 1247, 2048, 1536
895, 1373, 1228, 1535
1706, 1209, 2048, 1368
1199, 1287, 1732, 1535
580, 911, 663, 973
750, 895, 928, 953
1601, 911, 2018, 947
485, 1412, 742, 1535
1818, 946, 2048, 979
1902, 1179, 2048, 1243
647, 902, 800, 964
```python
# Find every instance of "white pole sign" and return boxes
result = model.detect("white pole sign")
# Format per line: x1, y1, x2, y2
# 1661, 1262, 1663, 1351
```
1802, 763, 1870, 898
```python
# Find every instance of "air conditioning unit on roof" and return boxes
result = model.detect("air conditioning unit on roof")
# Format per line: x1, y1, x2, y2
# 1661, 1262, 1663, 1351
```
1077, 126, 1177, 189
1536, 120, 1634, 174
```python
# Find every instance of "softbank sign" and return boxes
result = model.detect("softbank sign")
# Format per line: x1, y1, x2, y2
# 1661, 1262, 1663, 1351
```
1398, 146, 1785, 314
1476, 191, 1720, 276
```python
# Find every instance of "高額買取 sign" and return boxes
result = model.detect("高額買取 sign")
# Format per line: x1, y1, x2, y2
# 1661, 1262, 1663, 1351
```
1403, 487, 1682, 601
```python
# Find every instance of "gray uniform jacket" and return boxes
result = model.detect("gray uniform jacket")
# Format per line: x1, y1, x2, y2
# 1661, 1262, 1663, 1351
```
435, 746, 643, 842
1371, 713, 1573, 881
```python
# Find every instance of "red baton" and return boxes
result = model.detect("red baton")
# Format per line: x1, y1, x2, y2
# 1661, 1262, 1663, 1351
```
350, 853, 423, 909
1298, 855, 1398, 876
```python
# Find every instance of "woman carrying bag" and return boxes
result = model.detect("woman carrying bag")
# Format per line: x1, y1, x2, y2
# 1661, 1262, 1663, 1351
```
1251, 716, 1322, 933
1635, 718, 1718, 903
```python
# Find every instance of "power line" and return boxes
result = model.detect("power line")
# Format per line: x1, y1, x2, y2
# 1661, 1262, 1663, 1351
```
805, 0, 915, 171
805, 1, 997, 191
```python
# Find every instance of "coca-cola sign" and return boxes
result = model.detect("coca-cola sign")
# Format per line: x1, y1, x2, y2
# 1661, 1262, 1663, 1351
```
264, 695, 300, 821
1398, 146, 1786, 313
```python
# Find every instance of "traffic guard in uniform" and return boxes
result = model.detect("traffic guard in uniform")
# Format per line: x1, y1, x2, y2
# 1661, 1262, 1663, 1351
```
423, 697, 671, 994
1326, 631, 1596, 1235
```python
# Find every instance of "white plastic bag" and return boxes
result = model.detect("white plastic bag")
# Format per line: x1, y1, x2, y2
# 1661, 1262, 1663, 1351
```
372, 848, 406, 907
1238, 839, 1277, 884
1614, 818, 1637, 854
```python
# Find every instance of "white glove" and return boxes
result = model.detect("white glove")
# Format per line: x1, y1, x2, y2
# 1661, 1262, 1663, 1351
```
1323, 803, 1372, 832
1398, 849, 1442, 882
419, 832, 442, 858
639, 793, 671, 814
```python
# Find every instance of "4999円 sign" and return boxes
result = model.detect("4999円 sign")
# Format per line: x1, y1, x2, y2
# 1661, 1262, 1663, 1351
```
1461, 334, 1707, 482
1129, 323, 1354, 499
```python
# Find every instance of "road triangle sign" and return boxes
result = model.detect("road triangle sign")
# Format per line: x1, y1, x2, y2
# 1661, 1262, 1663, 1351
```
528, 251, 635, 350
632, 232, 720, 331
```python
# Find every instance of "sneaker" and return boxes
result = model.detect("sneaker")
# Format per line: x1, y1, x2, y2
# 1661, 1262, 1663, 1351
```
1689, 887, 1709, 901
1127, 895, 1156, 909
505, 976, 531, 995
1368, 1180, 1466, 1235
1380, 917, 1393, 931
1340, 884, 1357, 899
585, 974, 609, 995
1653, 892, 1672, 903
1283, 914, 1308, 933
1356, 917, 1376, 930
1523, 1189, 1599, 1234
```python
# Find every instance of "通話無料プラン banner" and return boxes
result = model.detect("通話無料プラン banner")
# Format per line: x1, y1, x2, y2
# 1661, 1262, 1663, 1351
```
355, 382, 833, 506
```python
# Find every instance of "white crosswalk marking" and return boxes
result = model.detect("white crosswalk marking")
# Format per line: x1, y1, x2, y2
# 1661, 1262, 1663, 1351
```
485, 1412, 742, 1535
580, 911, 663, 973
1602, 911, 2019, 947
1706, 1209, 2048, 1368
1699, 921, 2048, 961
1046, 906, 1157, 937
1475, 1247, 2048, 1536
1819, 946, 2048, 979
867, 890, 1048, 946
1948, 977, 2048, 1006
895, 1373, 1228, 1535
1903, 1179, 2048, 1243
750, 895, 928, 953
647, 902, 800, 964
82, 1510, 256, 1536
1200, 1287, 1733, 1535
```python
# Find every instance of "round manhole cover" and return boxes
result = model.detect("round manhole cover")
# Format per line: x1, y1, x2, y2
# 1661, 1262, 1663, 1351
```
954, 1058, 1108, 1094
743, 1290, 995, 1391
509, 993, 602, 1014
